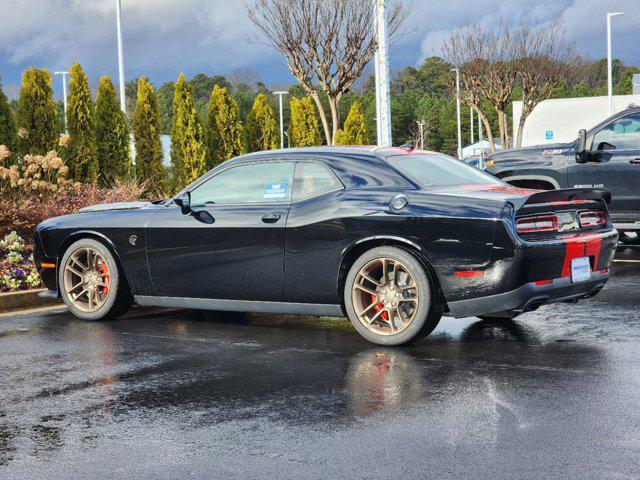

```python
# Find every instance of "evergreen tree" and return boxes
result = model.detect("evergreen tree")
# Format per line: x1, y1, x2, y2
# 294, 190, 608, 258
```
17, 67, 59, 155
95, 76, 131, 185
66, 63, 97, 182
205, 85, 244, 168
245, 93, 278, 152
0, 80, 17, 160
288, 96, 322, 147
170, 74, 207, 187
335, 101, 367, 145
616, 67, 640, 95
132, 77, 167, 190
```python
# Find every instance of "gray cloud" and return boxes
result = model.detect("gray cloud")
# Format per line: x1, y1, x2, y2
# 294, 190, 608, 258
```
0, 0, 638, 95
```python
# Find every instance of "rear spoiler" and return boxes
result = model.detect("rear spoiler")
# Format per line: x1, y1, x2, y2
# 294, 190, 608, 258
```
513, 188, 611, 211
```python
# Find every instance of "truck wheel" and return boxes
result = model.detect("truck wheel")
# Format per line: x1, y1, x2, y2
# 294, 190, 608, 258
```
344, 246, 443, 346
59, 238, 133, 321
619, 232, 640, 245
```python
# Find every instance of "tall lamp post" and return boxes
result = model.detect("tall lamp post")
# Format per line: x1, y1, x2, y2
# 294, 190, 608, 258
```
54, 71, 69, 133
274, 91, 289, 149
374, 0, 392, 147
470, 106, 474, 144
451, 68, 462, 159
416, 120, 425, 150
607, 11, 624, 116
115, 0, 127, 113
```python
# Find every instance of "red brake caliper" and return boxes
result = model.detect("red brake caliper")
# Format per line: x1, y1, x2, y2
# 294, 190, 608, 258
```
98, 260, 110, 296
371, 294, 388, 321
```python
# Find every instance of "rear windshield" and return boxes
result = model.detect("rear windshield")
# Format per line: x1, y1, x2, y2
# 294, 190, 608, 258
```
387, 153, 503, 188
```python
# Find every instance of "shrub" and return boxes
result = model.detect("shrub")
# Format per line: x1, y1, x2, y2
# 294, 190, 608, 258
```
0, 81, 17, 160
0, 183, 143, 241
17, 68, 60, 156
96, 76, 131, 186
0, 231, 41, 292
0, 146, 78, 203
288, 97, 322, 147
245, 93, 278, 152
170, 74, 207, 188
335, 101, 368, 145
133, 77, 168, 194
205, 85, 244, 169
66, 63, 98, 182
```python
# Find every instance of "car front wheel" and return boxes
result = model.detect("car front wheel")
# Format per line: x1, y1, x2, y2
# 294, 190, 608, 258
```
59, 238, 133, 321
344, 246, 442, 345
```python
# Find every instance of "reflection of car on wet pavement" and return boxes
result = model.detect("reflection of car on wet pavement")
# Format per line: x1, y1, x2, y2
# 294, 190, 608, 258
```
35, 146, 618, 345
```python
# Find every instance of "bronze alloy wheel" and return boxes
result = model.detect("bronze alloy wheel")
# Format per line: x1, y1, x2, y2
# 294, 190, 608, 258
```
62, 247, 112, 313
351, 257, 419, 336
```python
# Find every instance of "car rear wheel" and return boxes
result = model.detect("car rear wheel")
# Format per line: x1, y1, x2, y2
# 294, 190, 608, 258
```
344, 246, 442, 345
59, 238, 133, 321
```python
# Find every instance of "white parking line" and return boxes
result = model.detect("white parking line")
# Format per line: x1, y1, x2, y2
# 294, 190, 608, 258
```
614, 259, 640, 263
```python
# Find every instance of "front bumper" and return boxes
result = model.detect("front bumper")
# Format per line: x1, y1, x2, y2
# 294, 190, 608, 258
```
32, 231, 58, 292
447, 270, 609, 318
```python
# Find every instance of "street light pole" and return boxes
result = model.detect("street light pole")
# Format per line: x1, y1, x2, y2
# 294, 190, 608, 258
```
115, 0, 127, 113
274, 91, 289, 149
470, 106, 474, 144
374, 0, 392, 147
607, 12, 624, 116
452, 68, 462, 159
416, 120, 425, 150
54, 71, 69, 133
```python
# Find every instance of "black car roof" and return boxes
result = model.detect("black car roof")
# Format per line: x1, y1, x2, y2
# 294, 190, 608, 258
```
186, 146, 441, 193
228, 145, 445, 163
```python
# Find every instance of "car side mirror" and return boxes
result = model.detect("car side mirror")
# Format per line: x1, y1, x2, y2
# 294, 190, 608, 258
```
174, 191, 191, 215
596, 141, 616, 152
576, 129, 587, 155
575, 129, 588, 163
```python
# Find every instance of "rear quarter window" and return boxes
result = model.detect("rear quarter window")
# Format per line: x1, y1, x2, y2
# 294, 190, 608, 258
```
386, 153, 504, 188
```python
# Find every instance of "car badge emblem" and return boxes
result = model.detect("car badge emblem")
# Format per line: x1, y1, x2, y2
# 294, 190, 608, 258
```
557, 212, 579, 232
129, 235, 138, 246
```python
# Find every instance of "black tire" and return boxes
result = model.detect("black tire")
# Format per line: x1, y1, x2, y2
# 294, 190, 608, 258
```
344, 246, 443, 346
59, 238, 133, 321
619, 231, 640, 245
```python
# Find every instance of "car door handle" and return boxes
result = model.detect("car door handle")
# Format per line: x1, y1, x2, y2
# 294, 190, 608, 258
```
261, 213, 282, 224
630, 158, 640, 164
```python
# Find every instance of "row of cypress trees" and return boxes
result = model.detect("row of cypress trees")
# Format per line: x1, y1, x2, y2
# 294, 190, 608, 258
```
0, 65, 131, 186
1, 66, 369, 192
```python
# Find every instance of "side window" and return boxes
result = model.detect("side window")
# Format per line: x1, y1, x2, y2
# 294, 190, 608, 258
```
591, 113, 640, 151
190, 162, 296, 205
292, 162, 343, 201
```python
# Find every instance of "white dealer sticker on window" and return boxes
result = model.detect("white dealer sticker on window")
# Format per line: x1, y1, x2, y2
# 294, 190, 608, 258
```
263, 183, 288, 199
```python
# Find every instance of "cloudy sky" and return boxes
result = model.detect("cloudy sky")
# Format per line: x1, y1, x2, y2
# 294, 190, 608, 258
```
0, 0, 638, 99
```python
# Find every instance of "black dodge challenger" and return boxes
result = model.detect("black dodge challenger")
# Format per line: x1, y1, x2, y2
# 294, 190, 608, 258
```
34, 146, 618, 345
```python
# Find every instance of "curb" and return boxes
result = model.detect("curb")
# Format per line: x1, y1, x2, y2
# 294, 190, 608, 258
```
0, 289, 63, 313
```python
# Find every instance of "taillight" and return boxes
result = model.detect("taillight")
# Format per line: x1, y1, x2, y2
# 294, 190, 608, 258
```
579, 210, 606, 228
516, 214, 558, 234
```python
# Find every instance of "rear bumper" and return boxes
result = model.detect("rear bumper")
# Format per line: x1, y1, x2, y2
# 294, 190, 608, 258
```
447, 270, 609, 318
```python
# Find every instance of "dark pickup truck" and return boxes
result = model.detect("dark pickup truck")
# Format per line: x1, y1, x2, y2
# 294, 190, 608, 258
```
486, 105, 640, 236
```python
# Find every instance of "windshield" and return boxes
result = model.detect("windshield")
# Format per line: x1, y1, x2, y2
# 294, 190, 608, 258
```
386, 153, 504, 188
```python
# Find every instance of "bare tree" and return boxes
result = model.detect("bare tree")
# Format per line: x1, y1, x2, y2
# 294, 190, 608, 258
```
247, 0, 406, 145
230, 67, 259, 88
443, 21, 519, 150
513, 19, 578, 147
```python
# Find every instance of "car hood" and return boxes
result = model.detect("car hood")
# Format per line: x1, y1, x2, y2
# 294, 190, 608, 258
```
77, 201, 152, 213
489, 142, 573, 160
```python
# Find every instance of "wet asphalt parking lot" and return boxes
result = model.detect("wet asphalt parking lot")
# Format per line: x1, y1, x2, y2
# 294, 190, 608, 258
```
1, 247, 640, 479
